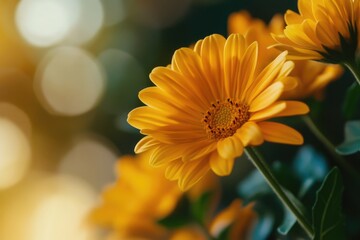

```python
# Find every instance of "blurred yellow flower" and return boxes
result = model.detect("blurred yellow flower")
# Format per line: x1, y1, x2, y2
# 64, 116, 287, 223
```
169, 199, 256, 240
272, 0, 360, 62
128, 33, 309, 190
210, 199, 256, 240
90, 153, 182, 239
228, 11, 343, 99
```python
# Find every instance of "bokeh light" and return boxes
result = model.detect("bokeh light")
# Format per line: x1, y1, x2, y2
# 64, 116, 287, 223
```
0, 117, 31, 190
58, 134, 118, 191
15, 0, 79, 47
34, 46, 105, 116
65, 0, 104, 45
0, 102, 32, 138
0, 173, 99, 240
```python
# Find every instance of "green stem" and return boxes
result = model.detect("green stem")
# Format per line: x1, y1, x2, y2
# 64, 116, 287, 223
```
343, 61, 360, 86
244, 147, 314, 238
302, 115, 360, 183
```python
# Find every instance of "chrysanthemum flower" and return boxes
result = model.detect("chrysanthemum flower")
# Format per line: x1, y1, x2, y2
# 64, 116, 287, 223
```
228, 11, 343, 99
128, 33, 309, 190
272, 0, 360, 62
90, 153, 182, 239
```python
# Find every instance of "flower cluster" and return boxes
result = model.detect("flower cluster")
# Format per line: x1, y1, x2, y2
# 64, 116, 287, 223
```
91, 0, 360, 239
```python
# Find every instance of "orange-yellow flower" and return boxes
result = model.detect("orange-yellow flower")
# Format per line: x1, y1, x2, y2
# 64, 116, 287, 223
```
210, 199, 256, 240
169, 199, 256, 240
90, 153, 182, 239
228, 11, 343, 99
128, 33, 309, 191
272, 0, 360, 62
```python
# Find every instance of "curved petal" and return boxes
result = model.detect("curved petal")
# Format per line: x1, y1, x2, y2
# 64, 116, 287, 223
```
134, 136, 160, 153
217, 136, 244, 159
209, 152, 236, 176
249, 101, 287, 121
178, 158, 210, 191
258, 121, 304, 145
235, 122, 264, 146
150, 145, 183, 167
271, 101, 309, 118
165, 159, 185, 181
249, 81, 284, 112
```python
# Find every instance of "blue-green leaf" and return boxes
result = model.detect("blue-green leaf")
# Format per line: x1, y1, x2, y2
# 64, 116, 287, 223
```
336, 120, 360, 155
312, 167, 346, 240
293, 145, 328, 181
278, 179, 316, 236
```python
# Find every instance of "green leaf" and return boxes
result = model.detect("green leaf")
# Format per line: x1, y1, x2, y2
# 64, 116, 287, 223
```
336, 120, 360, 155
342, 82, 360, 120
278, 179, 316, 236
190, 191, 213, 225
312, 167, 346, 240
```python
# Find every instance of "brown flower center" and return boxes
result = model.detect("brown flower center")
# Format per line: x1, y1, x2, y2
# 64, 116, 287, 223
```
202, 98, 250, 140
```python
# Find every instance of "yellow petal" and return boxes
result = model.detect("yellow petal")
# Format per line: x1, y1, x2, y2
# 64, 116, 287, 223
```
150, 145, 182, 167
235, 122, 264, 146
209, 152, 236, 176
128, 106, 171, 129
245, 51, 287, 102
249, 81, 284, 112
224, 34, 246, 97
178, 158, 210, 191
249, 101, 287, 121
238, 41, 258, 99
217, 136, 244, 159
258, 121, 304, 145
284, 10, 304, 25
271, 101, 309, 118
134, 136, 160, 153
165, 159, 185, 181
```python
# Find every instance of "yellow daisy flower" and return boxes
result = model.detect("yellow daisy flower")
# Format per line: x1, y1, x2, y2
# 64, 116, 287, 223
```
128, 33, 309, 191
90, 153, 182, 239
272, 0, 360, 62
228, 11, 344, 99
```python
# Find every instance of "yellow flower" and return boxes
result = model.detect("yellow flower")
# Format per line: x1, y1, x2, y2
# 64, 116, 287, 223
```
210, 199, 256, 240
128, 33, 309, 191
272, 0, 360, 61
169, 199, 256, 240
90, 153, 182, 239
228, 11, 344, 100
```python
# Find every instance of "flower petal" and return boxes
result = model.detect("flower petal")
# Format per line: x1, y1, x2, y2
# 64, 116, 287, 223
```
165, 159, 185, 181
235, 122, 264, 146
217, 136, 244, 159
258, 121, 304, 145
150, 145, 183, 167
134, 136, 160, 153
249, 81, 284, 112
271, 101, 309, 118
178, 158, 210, 191
249, 101, 287, 121
210, 152, 236, 176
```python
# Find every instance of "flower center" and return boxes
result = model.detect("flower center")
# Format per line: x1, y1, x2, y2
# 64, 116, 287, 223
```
202, 98, 250, 140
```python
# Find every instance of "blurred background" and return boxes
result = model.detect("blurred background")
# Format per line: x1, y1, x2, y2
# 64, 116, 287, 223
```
0, 0, 357, 239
